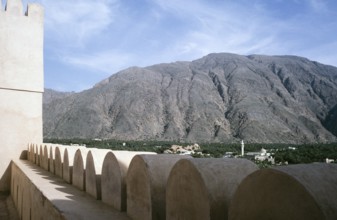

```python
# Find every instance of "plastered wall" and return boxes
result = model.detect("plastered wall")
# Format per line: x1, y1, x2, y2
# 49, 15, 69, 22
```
0, 0, 44, 191
17, 144, 337, 219
11, 160, 64, 220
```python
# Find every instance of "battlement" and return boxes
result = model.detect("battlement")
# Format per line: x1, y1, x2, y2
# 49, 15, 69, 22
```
1, 0, 337, 219
2, 0, 43, 21
10, 144, 335, 219
0, 0, 44, 93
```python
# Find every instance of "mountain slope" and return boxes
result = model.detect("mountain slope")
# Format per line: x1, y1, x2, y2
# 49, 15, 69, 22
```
43, 89, 74, 104
43, 53, 337, 143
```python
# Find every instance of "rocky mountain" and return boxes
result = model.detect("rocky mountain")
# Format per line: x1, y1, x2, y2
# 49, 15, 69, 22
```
43, 53, 337, 143
43, 89, 74, 104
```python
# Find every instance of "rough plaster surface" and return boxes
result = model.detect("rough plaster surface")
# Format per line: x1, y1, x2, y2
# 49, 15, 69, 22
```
166, 158, 258, 220
48, 145, 58, 174
54, 146, 66, 178
34, 145, 40, 166
18, 144, 337, 219
11, 159, 131, 220
101, 151, 156, 211
28, 144, 34, 163
126, 154, 190, 220
85, 149, 112, 199
41, 145, 50, 171
0, 91, 43, 191
38, 144, 43, 166
0, 2, 43, 91
229, 163, 337, 220
0, 192, 19, 220
0, 0, 44, 191
63, 146, 85, 184
73, 148, 91, 191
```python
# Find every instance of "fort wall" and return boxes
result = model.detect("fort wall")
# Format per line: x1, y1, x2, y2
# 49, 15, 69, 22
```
229, 163, 337, 220
2, 0, 337, 219
11, 144, 336, 220
11, 157, 131, 220
101, 151, 157, 211
126, 154, 191, 220
166, 158, 258, 219
0, 0, 43, 191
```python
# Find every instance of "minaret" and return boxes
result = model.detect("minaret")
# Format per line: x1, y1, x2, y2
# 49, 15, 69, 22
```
241, 140, 244, 156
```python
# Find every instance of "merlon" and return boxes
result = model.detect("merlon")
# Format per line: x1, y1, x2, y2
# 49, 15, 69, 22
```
4, 0, 43, 20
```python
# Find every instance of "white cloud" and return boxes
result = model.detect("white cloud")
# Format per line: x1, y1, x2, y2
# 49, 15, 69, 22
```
61, 50, 134, 75
148, 0, 284, 62
18, 0, 337, 91
148, 0, 337, 68
39, 0, 119, 47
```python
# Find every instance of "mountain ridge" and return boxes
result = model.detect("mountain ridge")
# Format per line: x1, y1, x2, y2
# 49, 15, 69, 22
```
43, 53, 337, 143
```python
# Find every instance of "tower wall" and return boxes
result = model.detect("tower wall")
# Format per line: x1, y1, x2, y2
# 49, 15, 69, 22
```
0, 0, 44, 191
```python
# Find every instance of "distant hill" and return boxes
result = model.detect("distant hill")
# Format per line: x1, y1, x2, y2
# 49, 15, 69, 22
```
43, 53, 337, 143
43, 89, 74, 104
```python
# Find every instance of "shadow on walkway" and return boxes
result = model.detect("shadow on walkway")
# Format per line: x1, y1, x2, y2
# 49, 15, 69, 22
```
0, 192, 19, 220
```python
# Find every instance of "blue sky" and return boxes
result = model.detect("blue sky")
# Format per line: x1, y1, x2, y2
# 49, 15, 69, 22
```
16, 0, 337, 92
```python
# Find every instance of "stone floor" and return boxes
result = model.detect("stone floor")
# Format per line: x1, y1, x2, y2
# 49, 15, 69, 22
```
0, 193, 19, 220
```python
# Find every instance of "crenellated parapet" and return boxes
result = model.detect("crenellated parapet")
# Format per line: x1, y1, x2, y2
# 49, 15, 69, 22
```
25, 3, 44, 21
2, 0, 43, 21
4, 0, 24, 16
0, 0, 44, 92
17, 144, 337, 219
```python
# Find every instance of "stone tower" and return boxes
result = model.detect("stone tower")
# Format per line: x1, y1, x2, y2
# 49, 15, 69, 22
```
0, 0, 44, 191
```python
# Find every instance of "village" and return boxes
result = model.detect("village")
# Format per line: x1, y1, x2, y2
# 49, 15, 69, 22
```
160, 140, 336, 167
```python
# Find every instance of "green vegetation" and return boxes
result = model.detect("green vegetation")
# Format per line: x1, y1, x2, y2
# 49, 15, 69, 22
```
273, 143, 337, 164
44, 138, 337, 165
44, 138, 175, 154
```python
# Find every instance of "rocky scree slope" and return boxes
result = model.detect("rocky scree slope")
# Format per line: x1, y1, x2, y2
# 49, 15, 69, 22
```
44, 89, 74, 104
43, 53, 337, 143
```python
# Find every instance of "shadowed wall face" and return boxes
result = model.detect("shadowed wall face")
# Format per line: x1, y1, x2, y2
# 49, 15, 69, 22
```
126, 154, 190, 220
101, 152, 122, 209
101, 151, 157, 211
229, 164, 337, 220
54, 147, 66, 178
41, 145, 49, 171
73, 148, 91, 191
126, 156, 152, 220
167, 159, 210, 220
73, 151, 86, 191
63, 147, 84, 184
85, 149, 111, 199
0, 0, 44, 192
166, 158, 258, 220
